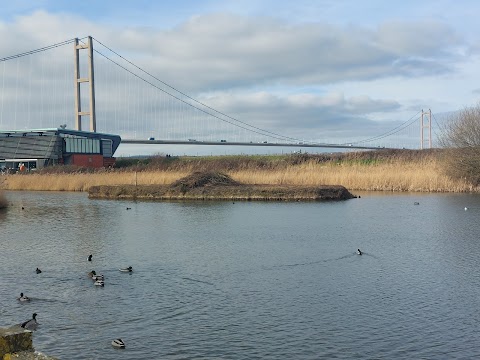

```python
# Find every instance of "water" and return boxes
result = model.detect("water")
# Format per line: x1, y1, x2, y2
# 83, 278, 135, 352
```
1, 191, 480, 359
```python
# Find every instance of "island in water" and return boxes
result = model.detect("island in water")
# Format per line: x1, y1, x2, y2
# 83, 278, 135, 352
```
88, 171, 355, 201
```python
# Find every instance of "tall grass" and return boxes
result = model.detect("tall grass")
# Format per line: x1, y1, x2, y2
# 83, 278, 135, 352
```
3, 171, 188, 191
2, 150, 478, 193
230, 159, 476, 192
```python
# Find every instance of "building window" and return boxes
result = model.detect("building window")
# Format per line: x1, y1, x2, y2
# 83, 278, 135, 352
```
65, 138, 101, 154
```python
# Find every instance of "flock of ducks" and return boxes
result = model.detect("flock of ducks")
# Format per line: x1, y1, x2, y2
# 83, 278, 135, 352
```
88, 270, 106, 287
17, 253, 132, 349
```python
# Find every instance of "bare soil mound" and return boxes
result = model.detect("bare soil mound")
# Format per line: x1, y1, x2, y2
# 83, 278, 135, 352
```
170, 171, 240, 189
88, 171, 355, 201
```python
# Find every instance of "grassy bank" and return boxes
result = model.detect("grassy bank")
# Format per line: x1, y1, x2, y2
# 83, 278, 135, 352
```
1, 149, 479, 193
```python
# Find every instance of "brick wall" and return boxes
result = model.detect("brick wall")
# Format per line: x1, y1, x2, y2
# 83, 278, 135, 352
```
70, 154, 104, 168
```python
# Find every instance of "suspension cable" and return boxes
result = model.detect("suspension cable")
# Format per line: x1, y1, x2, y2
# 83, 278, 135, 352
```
0, 38, 82, 62
349, 111, 421, 145
91, 37, 303, 143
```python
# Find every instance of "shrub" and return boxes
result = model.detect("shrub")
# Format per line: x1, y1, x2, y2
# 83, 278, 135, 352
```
439, 103, 480, 185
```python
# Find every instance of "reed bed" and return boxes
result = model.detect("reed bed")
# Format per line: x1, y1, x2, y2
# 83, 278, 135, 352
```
2, 150, 479, 193
2, 171, 189, 192
229, 160, 476, 192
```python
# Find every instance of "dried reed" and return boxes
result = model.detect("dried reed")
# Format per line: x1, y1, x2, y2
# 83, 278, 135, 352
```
2, 151, 479, 193
2, 171, 188, 192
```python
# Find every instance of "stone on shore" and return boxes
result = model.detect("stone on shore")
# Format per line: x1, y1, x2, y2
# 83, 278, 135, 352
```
0, 326, 57, 360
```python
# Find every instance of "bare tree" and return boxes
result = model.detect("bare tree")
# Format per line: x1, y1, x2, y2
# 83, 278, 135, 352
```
439, 103, 480, 185
439, 103, 480, 147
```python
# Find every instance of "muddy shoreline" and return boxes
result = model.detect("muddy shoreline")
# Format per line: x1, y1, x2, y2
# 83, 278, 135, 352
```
88, 184, 355, 201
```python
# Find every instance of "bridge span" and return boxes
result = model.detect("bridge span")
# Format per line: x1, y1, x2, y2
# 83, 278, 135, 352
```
121, 139, 388, 150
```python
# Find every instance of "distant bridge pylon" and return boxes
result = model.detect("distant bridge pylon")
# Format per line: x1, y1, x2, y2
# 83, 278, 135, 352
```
74, 36, 96, 132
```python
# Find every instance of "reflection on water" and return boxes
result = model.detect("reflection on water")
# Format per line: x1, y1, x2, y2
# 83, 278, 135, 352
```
1, 191, 480, 359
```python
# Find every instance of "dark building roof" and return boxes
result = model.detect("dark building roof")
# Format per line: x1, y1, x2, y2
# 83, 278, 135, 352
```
0, 128, 121, 160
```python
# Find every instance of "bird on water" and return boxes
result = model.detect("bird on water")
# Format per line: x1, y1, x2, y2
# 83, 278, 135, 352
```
18, 292, 30, 302
21, 313, 38, 329
88, 254, 92, 261
36, 268, 42, 274
112, 339, 125, 348
357, 249, 362, 255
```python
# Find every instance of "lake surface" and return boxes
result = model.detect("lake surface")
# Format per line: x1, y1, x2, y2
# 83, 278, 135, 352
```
1, 190, 480, 359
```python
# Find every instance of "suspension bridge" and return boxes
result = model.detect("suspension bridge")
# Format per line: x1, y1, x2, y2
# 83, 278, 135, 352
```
0, 36, 438, 153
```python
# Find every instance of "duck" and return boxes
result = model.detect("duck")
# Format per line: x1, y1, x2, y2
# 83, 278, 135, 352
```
88, 254, 92, 262
21, 313, 37, 329
17, 292, 30, 302
94, 280, 105, 287
111, 338, 125, 348
357, 249, 362, 255
36, 268, 42, 274
414, 202, 420, 205
88, 270, 104, 280
93, 274, 104, 281
126, 207, 131, 210
119, 266, 133, 272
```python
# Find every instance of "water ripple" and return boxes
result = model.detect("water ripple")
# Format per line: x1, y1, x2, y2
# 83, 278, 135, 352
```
2, 191, 480, 359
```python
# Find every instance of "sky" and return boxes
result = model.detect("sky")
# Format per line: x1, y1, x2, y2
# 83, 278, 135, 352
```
1, 0, 480, 156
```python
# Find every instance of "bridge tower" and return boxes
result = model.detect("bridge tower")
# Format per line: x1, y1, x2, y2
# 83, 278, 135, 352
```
74, 36, 96, 132
420, 109, 431, 149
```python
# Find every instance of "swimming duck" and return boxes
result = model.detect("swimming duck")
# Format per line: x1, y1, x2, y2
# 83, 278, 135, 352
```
17, 292, 30, 302
21, 313, 37, 329
111, 338, 125, 348
357, 249, 362, 255
94, 280, 105, 287
93, 275, 104, 281
119, 266, 133, 272
36, 268, 42, 274
88, 254, 92, 261
87, 270, 96, 278
414, 202, 420, 205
